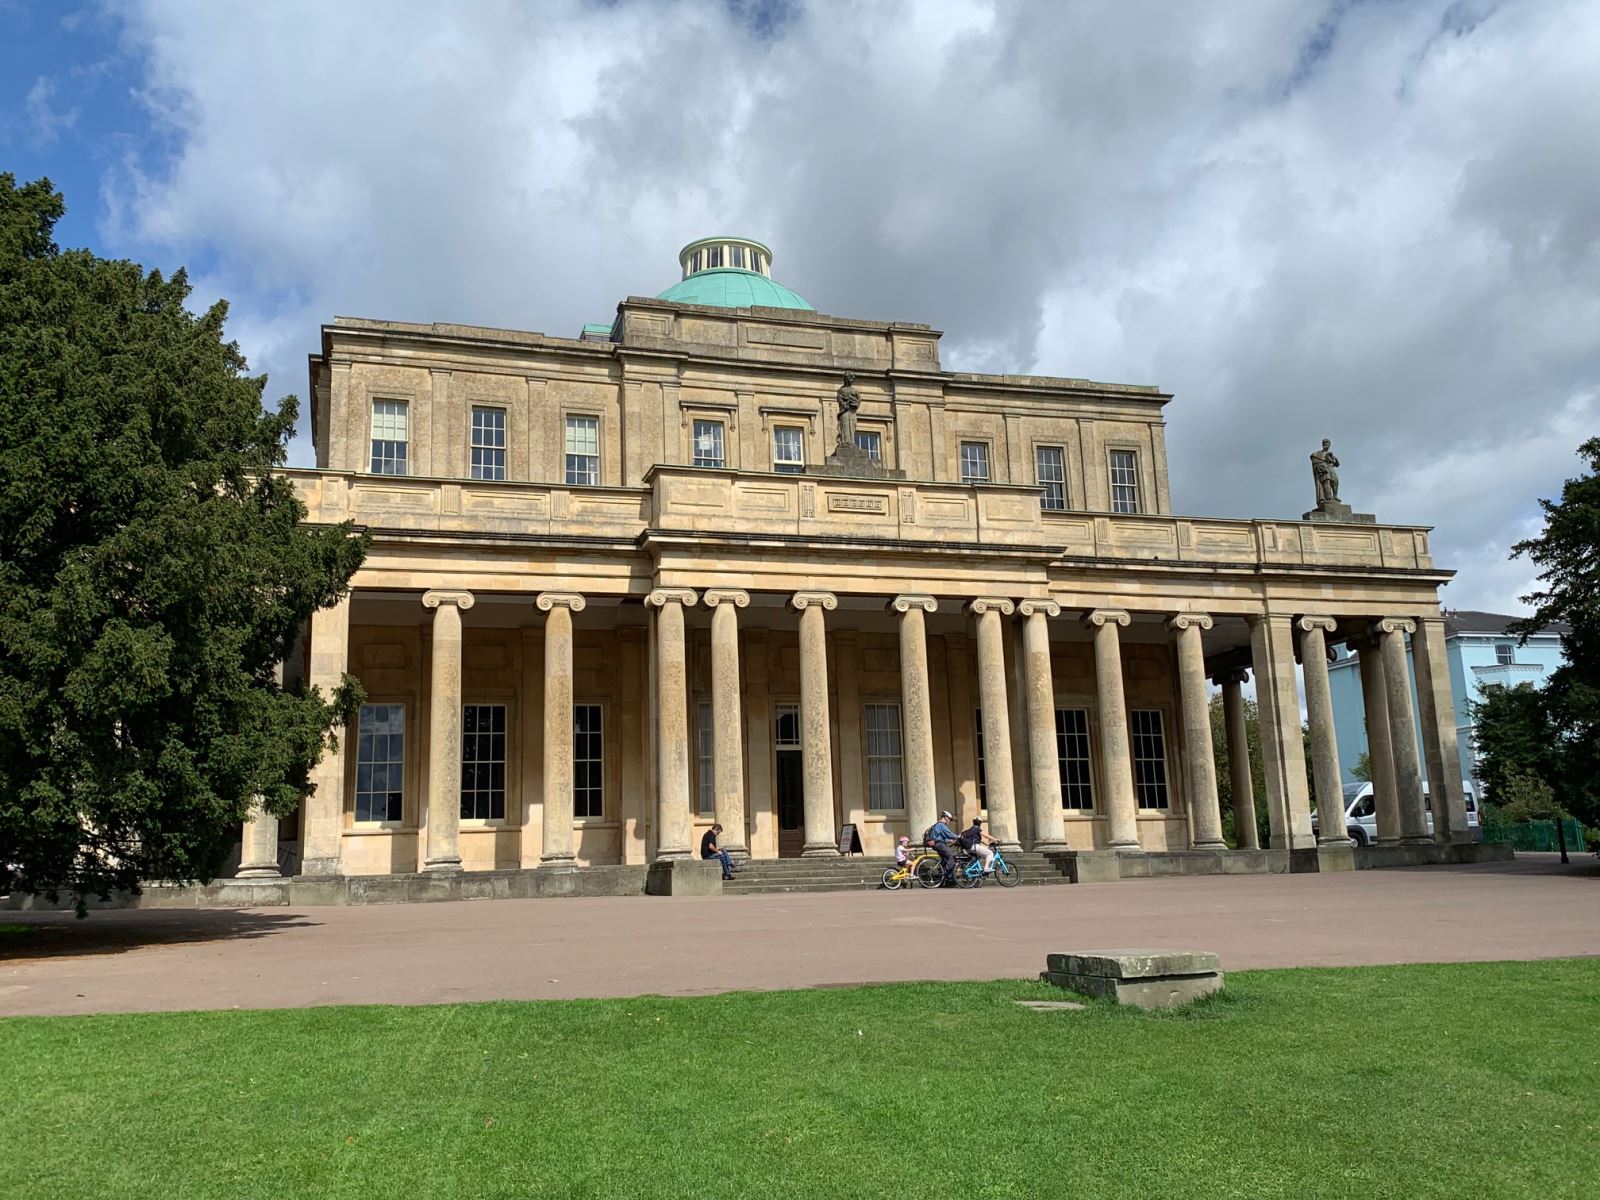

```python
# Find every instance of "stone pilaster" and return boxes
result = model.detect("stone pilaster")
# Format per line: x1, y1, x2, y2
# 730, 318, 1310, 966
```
1298, 616, 1349, 846
703, 589, 750, 856
1219, 669, 1259, 849
647, 588, 698, 861
969, 598, 1021, 851
1018, 600, 1067, 851
1354, 634, 1400, 842
1085, 608, 1140, 851
791, 591, 840, 856
1413, 616, 1471, 843
536, 592, 585, 867
1168, 614, 1225, 850
421, 589, 475, 873
300, 593, 351, 876
890, 595, 940, 848
1377, 618, 1430, 843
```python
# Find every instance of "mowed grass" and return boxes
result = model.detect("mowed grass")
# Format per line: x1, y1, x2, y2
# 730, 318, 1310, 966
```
4, 960, 1598, 1199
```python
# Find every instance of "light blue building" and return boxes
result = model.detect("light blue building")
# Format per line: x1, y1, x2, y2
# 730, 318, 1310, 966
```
1327, 610, 1568, 790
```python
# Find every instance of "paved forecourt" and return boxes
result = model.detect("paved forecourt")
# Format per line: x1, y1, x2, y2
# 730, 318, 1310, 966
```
1, 858, 1594, 1017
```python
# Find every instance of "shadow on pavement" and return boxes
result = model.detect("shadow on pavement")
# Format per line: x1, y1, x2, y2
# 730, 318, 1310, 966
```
0, 909, 320, 961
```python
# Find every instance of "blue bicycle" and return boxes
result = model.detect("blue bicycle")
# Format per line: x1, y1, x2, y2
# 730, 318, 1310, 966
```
953, 846, 1022, 888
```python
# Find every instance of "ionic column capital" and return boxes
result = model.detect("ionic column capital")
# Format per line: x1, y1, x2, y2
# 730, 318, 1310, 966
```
1018, 599, 1061, 618
422, 589, 475, 611
790, 590, 837, 612
967, 597, 1015, 616
1296, 615, 1338, 634
1165, 613, 1214, 633
1215, 668, 1250, 686
1082, 608, 1130, 629
535, 591, 586, 613
646, 588, 698, 609
702, 588, 750, 609
1374, 617, 1417, 636
888, 594, 938, 614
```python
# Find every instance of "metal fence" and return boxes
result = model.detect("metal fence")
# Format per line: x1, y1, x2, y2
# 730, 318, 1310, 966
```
1480, 819, 1590, 852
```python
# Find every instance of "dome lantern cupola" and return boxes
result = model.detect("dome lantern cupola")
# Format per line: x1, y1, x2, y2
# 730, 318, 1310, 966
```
655, 235, 813, 311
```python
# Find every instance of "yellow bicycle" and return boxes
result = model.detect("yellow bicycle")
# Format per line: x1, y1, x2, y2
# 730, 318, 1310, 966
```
881, 848, 944, 890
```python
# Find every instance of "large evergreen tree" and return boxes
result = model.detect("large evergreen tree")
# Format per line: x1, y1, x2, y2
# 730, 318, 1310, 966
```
1474, 438, 1600, 826
0, 175, 367, 904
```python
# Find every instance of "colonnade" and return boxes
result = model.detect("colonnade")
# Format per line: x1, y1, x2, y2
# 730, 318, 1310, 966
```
241, 593, 1471, 877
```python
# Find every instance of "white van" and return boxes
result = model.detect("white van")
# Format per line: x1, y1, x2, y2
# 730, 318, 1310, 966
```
1314, 780, 1480, 845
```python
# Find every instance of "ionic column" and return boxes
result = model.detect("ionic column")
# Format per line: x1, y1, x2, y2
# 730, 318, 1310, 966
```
536, 592, 585, 867
1377, 618, 1430, 843
1019, 600, 1067, 851
1355, 634, 1401, 842
1248, 614, 1316, 849
1413, 616, 1470, 843
890, 595, 940, 846
969, 598, 1021, 851
792, 591, 839, 857
1298, 616, 1349, 846
300, 593, 350, 876
647, 588, 698, 860
1169, 614, 1225, 850
703, 589, 750, 857
1219, 670, 1259, 849
421, 589, 475, 873
1085, 609, 1140, 851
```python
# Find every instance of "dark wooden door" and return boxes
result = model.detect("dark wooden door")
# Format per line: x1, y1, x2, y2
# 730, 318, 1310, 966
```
777, 749, 804, 858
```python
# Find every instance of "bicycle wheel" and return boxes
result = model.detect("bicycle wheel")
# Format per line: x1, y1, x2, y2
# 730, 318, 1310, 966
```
913, 856, 944, 890
881, 867, 903, 891
993, 859, 1022, 888
955, 863, 980, 889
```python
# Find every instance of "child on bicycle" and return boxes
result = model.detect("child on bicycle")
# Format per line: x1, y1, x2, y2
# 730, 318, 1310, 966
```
895, 836, 912, 869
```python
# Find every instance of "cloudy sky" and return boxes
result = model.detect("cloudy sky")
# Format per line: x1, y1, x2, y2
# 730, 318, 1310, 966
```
5, 0, 1596, 615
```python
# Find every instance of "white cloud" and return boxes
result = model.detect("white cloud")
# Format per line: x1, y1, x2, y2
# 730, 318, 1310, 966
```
100, 0, 1600, 616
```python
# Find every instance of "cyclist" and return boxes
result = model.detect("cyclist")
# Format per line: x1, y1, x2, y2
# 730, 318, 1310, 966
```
961, 817, 997, 875
894, 836, 912, 871
924, 810, 959, 883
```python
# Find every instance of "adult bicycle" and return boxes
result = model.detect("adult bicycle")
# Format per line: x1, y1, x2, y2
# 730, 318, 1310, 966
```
954, 845, 1022, 888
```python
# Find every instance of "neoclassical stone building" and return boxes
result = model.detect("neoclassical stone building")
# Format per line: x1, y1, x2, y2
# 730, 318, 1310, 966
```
239, 236, 1474, 884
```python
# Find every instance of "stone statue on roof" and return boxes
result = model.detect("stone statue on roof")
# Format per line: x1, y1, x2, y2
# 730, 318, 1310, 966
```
835, 373, 861, 449
1311, 438, 1340, 504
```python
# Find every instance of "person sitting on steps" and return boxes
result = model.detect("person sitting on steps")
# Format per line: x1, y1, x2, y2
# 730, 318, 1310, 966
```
700, 823, 741, 881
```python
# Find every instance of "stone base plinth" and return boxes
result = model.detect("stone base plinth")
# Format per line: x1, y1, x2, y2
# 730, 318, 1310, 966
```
813, 443, 905, 479
1316, 843, 1358, 872
1303, 502, 1375, 524
644, 859, 724, 896
1355, 841, 1514, 869
1042, 949, 1224, 1010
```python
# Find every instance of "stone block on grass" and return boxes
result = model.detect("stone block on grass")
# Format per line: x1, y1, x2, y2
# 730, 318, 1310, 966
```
1041, 948, 1223, 1010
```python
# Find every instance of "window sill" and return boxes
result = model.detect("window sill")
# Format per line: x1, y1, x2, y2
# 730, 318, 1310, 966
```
345, 824, 412, 836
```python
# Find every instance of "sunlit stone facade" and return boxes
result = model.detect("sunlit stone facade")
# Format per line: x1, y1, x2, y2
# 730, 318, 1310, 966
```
243, 240, 1472, 880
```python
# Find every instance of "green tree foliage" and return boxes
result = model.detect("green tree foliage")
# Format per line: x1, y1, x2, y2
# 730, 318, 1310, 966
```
1209, 692, 1269, 848
1351, 750, 1371, 783
1472, 683, 1561, 812
0, 175, 368, 904
1474, 437, 1600, 826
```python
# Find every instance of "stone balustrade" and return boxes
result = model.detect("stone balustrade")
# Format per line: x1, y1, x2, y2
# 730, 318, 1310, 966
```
283, 466, 1437, 573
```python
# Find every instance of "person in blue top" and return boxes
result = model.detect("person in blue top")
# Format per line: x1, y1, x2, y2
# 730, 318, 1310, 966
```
924, 810, 959, 883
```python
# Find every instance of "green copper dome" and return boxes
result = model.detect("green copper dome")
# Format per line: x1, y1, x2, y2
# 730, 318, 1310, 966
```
656, 236, 813, 311
657, 269, 812, 310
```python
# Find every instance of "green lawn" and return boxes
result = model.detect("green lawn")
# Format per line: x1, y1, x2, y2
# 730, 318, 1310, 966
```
5, 960, 1597, 1199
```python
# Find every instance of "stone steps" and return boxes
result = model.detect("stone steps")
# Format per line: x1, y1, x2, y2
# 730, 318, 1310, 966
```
722, 851, 1074, 894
